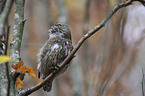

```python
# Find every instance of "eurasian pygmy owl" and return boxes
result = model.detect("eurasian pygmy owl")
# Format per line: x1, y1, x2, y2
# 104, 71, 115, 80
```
37, 23, 73, 92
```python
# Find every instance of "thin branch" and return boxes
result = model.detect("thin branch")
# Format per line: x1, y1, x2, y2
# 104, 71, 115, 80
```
5, 25, 11, 96
18, 0, 144, 95
0, 0, 14, 39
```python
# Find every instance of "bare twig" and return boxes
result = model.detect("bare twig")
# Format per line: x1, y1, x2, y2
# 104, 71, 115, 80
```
18, 0, 144, 95
5, 25, 11, 96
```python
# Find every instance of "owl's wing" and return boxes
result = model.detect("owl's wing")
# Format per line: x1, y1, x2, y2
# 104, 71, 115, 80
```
37, 39, 52, 78
37, 38, 73, 79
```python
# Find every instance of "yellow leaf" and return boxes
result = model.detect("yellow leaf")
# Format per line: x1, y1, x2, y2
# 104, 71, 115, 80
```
15, 76, 23, 89
0, 56, 11, 63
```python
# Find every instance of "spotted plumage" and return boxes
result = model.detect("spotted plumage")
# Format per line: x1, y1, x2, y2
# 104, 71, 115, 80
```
37, 23, 73, 92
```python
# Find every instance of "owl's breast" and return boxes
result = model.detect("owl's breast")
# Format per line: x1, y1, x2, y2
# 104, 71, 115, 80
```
51, 44, 60, 51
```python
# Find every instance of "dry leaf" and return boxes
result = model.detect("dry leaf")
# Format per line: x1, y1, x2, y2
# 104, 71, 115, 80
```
28, 69, 36, 78
12, 61, 24, 69
20, 65, 36, 78
21, 69, 29, 74
29, 70, 36, 78
12, 61, 36, 89
13, 70, 21, 73
12, 63, 36, 78
19, 65, 33, 70
15, 76, 23, 89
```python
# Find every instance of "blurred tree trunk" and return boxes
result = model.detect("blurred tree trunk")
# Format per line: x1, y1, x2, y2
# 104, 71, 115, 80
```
81, 0, 90, 96
57, 0, 68, 24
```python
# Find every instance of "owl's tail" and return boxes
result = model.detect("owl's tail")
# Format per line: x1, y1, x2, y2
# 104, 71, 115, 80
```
43, 81, 52, 92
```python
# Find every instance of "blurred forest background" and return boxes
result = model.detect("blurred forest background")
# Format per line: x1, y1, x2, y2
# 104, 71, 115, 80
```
5, 0, 145, 96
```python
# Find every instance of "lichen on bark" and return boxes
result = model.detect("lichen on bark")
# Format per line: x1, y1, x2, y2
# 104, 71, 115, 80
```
10, 0, 25, 66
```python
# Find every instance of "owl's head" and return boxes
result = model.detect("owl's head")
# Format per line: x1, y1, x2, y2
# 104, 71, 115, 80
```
48, 23, 71, 40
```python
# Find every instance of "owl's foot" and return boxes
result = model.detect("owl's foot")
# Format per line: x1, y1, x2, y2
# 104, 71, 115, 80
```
51, 65, 60, 74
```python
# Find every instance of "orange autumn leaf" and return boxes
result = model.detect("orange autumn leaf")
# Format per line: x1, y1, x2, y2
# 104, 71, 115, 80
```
20, 65, 36, 78
21, 69, 29, 74
12, 61, 24, 69
28, 69, 36, 78
13, 70, 21, 73
12, 61, 36, 77
19, 65, 33, 70
15, 76, 23, 89
12, 61, 36, 81
12, 61, 36, 89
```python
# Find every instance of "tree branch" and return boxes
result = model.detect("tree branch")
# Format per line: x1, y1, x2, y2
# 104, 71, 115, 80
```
18, 0, 144, 95
10, 0, 25, 95
10, 0, 26, 66
5, 25, 11, 96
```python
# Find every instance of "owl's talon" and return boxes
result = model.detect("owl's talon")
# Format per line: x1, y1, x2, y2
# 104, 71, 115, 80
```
51, 66, 59, 74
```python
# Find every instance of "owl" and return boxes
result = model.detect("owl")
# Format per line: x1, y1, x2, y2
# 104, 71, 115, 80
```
37, 23, 73, 92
